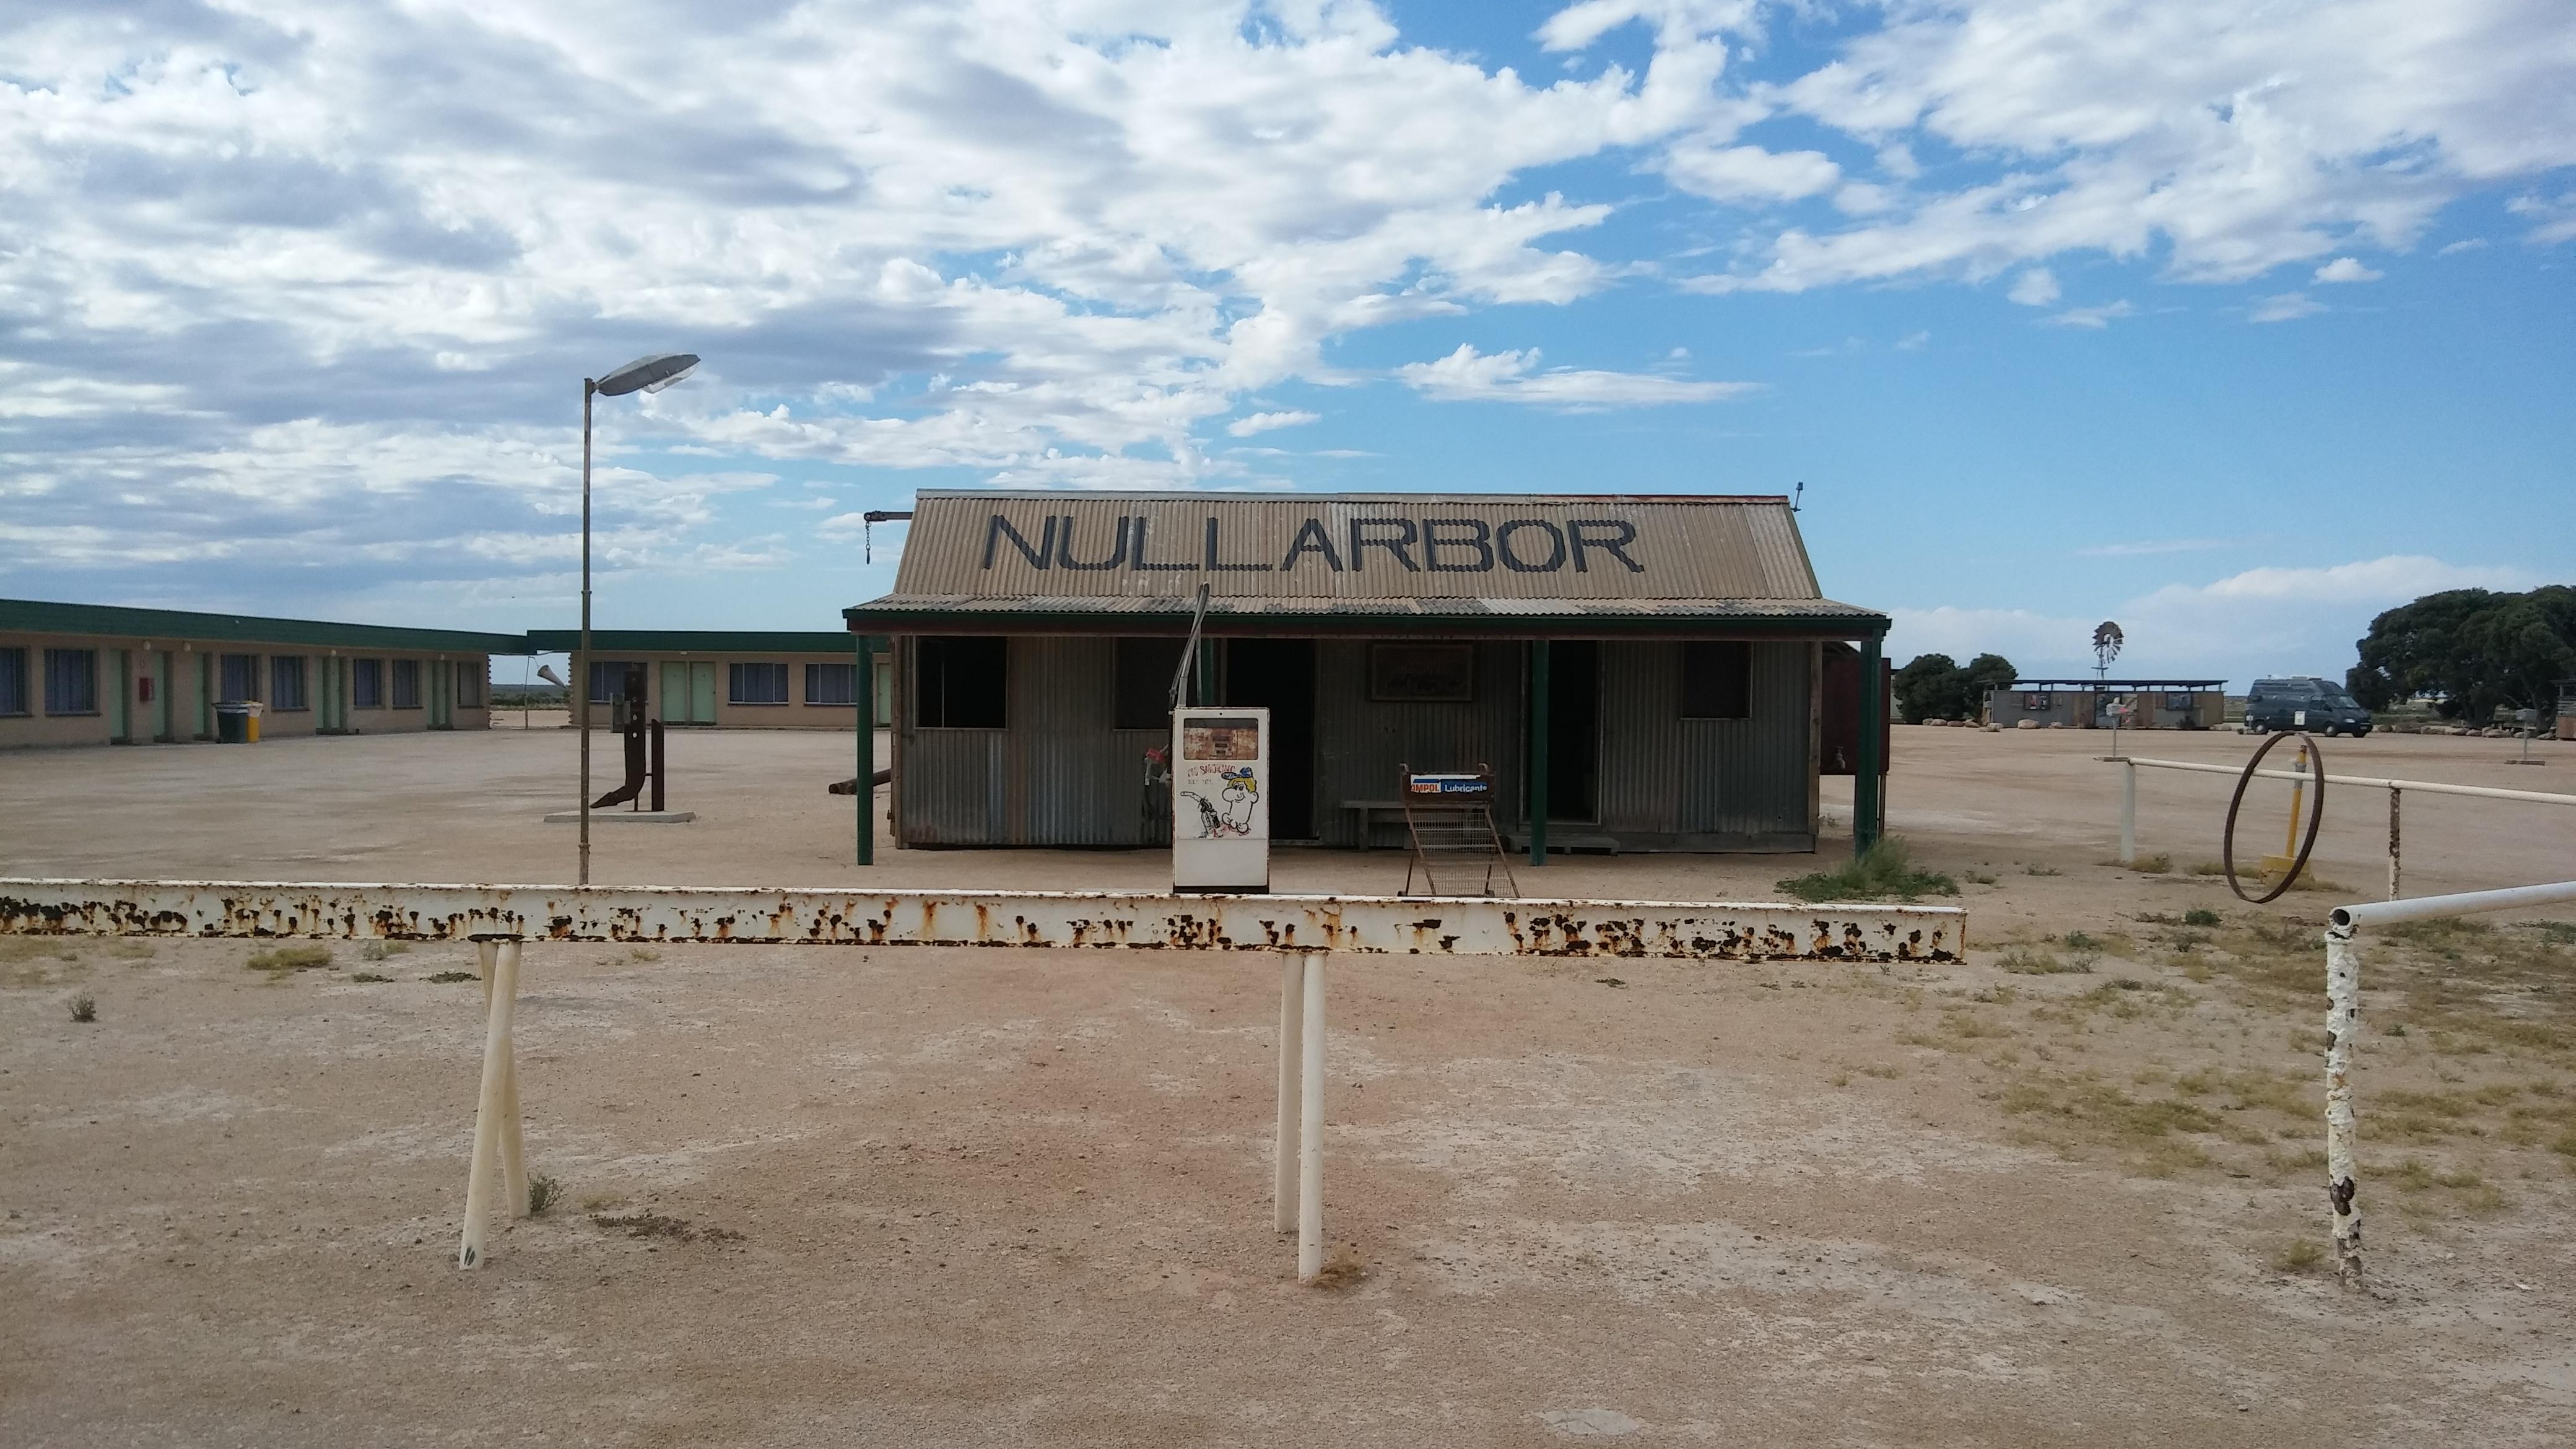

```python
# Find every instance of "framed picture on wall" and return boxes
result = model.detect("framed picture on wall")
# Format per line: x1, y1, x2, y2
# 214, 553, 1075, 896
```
1368, 643, 1474, 702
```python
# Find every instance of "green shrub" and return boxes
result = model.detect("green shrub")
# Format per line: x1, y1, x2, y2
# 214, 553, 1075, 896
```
1777, 838, 1959, 903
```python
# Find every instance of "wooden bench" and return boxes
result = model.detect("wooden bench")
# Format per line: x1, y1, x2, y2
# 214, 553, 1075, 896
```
1340, 799, 1409, 845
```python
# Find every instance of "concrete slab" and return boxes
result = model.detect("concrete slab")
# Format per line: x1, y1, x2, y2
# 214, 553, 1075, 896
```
542, 810, 695, 824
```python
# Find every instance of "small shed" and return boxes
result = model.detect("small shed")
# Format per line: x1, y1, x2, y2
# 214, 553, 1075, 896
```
843, 492, 1891, 859
1983, 679, 2226, 730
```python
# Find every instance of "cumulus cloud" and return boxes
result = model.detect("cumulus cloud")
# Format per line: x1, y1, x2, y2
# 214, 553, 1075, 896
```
2313, 257, 2383, 282
2006, 268, 2061, 306
1226, 411, 1321, 437
2, 0, 2570, 620
1686, 0, 2576, 294
1396, 344, 1756, 408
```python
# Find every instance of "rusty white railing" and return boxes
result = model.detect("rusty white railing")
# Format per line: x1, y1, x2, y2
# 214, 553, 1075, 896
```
2108, 755, 2576, 900
0, 879, 1964, 1279
2318, 881, 2576, 1282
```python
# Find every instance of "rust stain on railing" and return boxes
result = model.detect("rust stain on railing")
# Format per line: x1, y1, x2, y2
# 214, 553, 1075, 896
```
0, 879, 1963, 963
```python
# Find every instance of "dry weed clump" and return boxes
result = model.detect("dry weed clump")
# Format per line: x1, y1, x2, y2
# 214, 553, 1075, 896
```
246, 944, 333, 973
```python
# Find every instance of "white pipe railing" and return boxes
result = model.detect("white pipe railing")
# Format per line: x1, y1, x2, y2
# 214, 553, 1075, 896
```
2318, 879, 2576, 1282
1, 877, 1964, 1281
2108, 756, 2576, 900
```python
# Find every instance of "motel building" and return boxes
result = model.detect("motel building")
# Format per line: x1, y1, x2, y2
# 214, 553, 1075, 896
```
0, 598, 520, 748
521, 630, 893, 730
843, 491, 1893, 855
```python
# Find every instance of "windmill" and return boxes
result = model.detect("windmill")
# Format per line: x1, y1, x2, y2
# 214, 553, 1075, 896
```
2092, 621, 2123, 684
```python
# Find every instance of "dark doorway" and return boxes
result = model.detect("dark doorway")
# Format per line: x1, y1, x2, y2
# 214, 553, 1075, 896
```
1545, 640, 1600, 822
1223, 638, 1317, 840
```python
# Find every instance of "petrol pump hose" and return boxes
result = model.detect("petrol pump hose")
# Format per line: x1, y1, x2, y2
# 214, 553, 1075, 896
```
2221, 730, 2327, 905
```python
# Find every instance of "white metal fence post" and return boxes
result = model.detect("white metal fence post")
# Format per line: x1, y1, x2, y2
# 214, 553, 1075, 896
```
2323, 925, 2362, 1281
1297, 950, 1326, 1282
2387, 786, 2401, 902
1274, 952, 1303, 1235
458, 936, 523, 1269
2120, 760, 2136, 865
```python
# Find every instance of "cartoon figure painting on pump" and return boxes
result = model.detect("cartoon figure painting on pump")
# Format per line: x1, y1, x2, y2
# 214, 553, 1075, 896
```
1182, 765, 1260, 838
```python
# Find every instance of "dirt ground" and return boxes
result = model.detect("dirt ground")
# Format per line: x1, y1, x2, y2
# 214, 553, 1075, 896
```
3, 724, 2573, 1445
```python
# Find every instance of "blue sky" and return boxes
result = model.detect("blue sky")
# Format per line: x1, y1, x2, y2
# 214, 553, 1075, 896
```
2, 0, 2569, 685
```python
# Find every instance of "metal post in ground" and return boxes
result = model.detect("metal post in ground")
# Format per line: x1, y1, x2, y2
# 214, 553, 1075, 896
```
2323, 925, 2362, 1281
854, 635, 875, 867
1854, 633, 1884, 856
2120, 759, 2137, 865
2386, 787, 2401, 901
459, 936, 524, 1269
1297, 950, 1326, 1282
1274, 952, 1303, 1235
1529, 640, 1551, 867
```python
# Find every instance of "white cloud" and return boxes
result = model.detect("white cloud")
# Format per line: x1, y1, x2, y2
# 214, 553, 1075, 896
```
1688, 0, 2576, 294
2250, 292, 2326, 323
2047, 300, 2135, 328
2313, 256, 2383, 282
2006, 268, 2060, 306
2144, 555, 2529, 606
2506, 191, 2576, 243
2439, 238, 2489, 255
1226, 411, 1321, 437
1887, 555, 2536, 684
1663, 142, 1842, 202
1396, 344, 1757, 408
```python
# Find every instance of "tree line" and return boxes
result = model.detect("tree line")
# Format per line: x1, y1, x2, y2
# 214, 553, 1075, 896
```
2348, 586, 2575, 721
1891, 652, 2017, 723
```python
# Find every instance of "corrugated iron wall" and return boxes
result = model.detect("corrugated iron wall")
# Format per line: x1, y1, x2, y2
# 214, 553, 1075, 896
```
1595, 641, 1812, 845
1311, 639, 1525, 848
897, 633, 1814, 851
897, 636, 1161, 847
1679, 641, 1813, 840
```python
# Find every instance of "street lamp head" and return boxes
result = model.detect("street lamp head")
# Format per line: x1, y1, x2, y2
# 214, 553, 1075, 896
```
594, 352, 699, 397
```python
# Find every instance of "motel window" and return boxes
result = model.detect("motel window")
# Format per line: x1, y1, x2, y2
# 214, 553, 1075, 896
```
914, 637, 1007, 729
271, 656, 309, 711
219, 653, 260, 703
587, 660, 645, 705
1679, 642, 1752, 720
352, 659, 385, 709
44, 648, 98, 715
456, 663, 484, 708
730, 661, 789, 705
391, 658, 422, 710
0, 647, 27, 716
1113, 637, 1186, 729
805, 661, 857, 706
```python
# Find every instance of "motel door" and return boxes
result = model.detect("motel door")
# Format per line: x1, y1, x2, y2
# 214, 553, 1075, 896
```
659, 661, 717, 724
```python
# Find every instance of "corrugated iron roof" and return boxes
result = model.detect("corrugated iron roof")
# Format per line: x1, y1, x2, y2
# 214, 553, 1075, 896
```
850, 492, 1877, 631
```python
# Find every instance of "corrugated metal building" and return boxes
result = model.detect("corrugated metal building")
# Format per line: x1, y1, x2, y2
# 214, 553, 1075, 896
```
1982, 679, 2226, 730
843, 492, 1891, 857
0, 599, 523, 749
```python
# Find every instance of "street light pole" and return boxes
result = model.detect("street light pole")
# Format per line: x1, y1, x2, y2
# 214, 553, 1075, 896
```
578, 377, 596, 887
568, 351, 698, 890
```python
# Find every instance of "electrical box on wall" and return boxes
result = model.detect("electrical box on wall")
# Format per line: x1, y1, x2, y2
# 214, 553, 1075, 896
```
1172, 706, 1269, 893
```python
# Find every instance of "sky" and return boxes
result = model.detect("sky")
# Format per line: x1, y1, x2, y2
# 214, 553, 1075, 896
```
2, 0, 2570, 686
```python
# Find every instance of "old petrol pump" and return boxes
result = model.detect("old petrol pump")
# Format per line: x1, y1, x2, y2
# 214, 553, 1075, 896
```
1172, 705, 1270, 893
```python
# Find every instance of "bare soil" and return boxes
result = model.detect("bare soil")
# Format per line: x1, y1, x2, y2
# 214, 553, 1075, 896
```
3, 724, 2572, 1445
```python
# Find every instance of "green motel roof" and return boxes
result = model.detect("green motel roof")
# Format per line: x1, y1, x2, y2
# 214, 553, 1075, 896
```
0, 598, 530, 655
522, 629, 885, 655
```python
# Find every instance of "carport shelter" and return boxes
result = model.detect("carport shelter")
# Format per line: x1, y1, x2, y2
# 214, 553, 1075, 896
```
842, 491, 1891, 862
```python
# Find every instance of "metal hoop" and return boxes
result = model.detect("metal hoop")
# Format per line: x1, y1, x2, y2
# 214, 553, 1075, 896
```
2222, 731, 2326, 905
